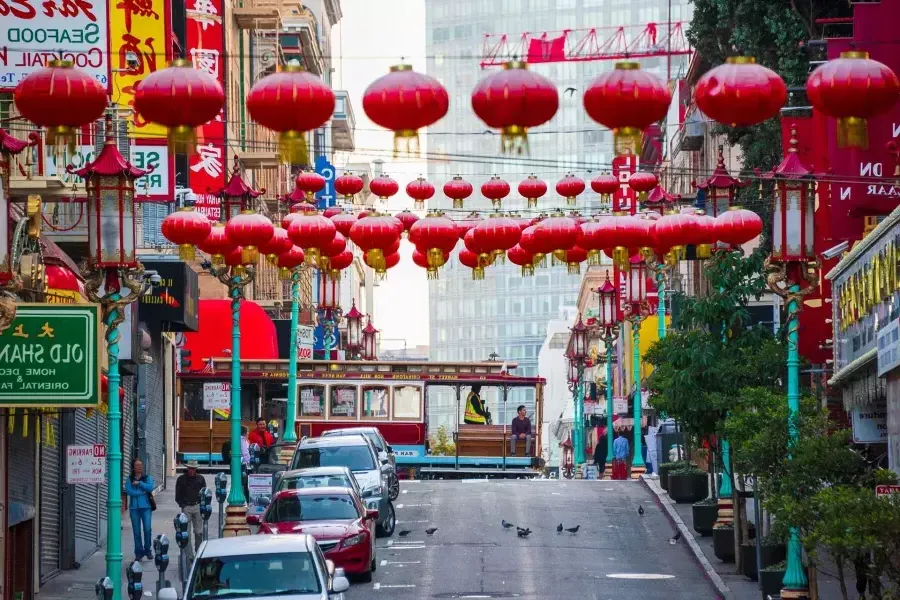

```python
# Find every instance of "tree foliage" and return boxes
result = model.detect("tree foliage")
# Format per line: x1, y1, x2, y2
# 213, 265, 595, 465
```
428, 425, 455, 456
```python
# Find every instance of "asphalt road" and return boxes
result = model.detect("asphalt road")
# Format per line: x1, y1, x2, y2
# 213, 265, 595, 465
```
343, 478, 717, 600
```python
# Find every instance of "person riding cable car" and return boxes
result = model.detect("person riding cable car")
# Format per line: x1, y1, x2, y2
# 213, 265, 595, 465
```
464, 384, 492, 425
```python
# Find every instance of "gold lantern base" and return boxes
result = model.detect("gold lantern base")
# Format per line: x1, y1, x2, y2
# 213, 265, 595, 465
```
500, 125, 529, 155
837, 116, 868, 149
279, 130, 309, 166
167, 126, 197, 155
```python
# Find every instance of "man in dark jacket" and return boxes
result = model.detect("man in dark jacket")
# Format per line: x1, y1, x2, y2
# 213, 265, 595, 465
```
175, 460, 207, 563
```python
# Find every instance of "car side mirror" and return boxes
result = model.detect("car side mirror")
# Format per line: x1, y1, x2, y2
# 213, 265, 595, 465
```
366, 509, 379, 521
158, 588, 179, 600
246, 514, 261, 526
331, 573, 350, 594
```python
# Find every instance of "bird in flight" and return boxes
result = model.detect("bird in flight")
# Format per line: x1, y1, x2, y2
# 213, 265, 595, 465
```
565, 525, 580, 535
557, 523, 563, 534
564, 87, 577, 96
669, 531, 682, 545
638, 505, 645, 516
425, 528, 438, 535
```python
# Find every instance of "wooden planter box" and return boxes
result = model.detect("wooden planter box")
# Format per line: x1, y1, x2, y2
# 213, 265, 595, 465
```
692, 502, 718, 537
742, 543, 787, 580
760, 569, 786, 597
713, 526, 735, 562
667, 472, 708, 504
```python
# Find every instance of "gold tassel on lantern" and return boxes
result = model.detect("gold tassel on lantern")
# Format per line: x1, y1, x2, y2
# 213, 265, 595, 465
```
696, 244, 712, 260
179, 244, 196, 261
305, 247, 322, 267
521, 264, 535, 277
426, 248, 446, 270
477, 253, 493, 269
279, 130, 309, 166
318, 255, 332, 271
166, 125, 197, 156
501, 125, 529, 155
393, 130, 420, 158
472, 267, 485, 280
329, 269, 342, 281
552, 249, 567, 266
366, 248, 386, 271
567, 262, 581, 275
613, 126, 643, 157
231, 265, 247, 277
427, 267, 440, 280
533, 253, 547, 269
837, 117, 868, 149
613, 247, 629, 270
587, 249, 601, 266
493, 250, 506, 265
241, 246, 260, 265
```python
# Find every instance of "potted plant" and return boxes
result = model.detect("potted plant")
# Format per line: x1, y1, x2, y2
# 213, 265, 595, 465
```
667, 466, 708, 504
712, 524, 735, 562
759, 560, 786, 597
691, 497, 718, 537
741, 536, 787, 580
658, 461, 690, 492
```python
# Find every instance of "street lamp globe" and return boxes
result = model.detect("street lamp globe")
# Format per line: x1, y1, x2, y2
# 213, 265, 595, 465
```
625, 254, 648, 305
596, 275, 619, 328
344, 301, 364, 355
362, 317, 378, 361
318, 271, 340, 310
569, 314, 589, 362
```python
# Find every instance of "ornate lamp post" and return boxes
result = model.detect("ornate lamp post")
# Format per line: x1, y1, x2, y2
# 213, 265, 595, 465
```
764, 127, 819, 600
623, 254, 651, 478
278, 245, 306, 446
344, 301, 365, 360
317, 269, 342, 358
567, 314, 589, 471
595, 275, 621, 478
362, 317, 379, 361
73, 116, 153, 593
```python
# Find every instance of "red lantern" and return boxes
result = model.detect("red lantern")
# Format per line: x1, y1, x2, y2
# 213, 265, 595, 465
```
370, 174, 399, 199
349, 214, 401, 271
287, 212, 337, 265
198, 223, 233, 265
225, 212, 275, 264
472, 60, 559, 153
716, 207, 763, 246
532, 211, 580, 265
395, 210, 420, 235
556, 173, 586, 207
328, 250, 354, 278
457, 247, 485, 280
464, 228, 495, 269
14, 60, 107, 151
653, 211, 697, 258
564, 246, 588, 275
161, 207, 212, 260
518, 175, 547, 208
444, 175, 474, 209
578, 218, 605, 265
413, 247, 449, 280
472, 214, 521, 262
132, 59, 225, 153
591, 173, 619, 205
363, 64, 449, 155
323, 206, 343, 219
507, 244, 536, 277
409, 211, 458, 271
294, 171, 326, 203
694, 57, 787, 128
246, 63, 336, 164
317, 230, 347, 271
583, 62, 672, 155
277, 246, 306, 280
224, 247, 247, 273
365, 251, 400, 280
519, 225, 545, 268
628, 171, 658, 204
257, 226, 293, 265
694, 213, 719, 259
481, 175, 510, 210
598, 213, 653, 268
335, 172, 364, 200
455, 212, 482, 239
330, 211, 357, 237
807, 50, 900, 148
406, 176, 435, 210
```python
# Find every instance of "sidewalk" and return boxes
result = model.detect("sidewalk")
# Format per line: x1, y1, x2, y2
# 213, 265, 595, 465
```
642, 475, 860, 600
38, 476, 222, 600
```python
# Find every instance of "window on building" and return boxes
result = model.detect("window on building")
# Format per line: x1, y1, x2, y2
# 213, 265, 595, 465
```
361, 386, 389, 418
393, 386, 422, 419
329, 385, 357, 418
142, 203, 172, 247
299, 385, 325, 418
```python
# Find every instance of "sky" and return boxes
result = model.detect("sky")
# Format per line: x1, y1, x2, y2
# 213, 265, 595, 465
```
331, 0, 430, 351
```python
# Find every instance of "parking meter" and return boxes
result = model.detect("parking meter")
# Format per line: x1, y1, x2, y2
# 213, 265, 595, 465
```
214, 472, 227, 538
95, 576, 113, 600
199, 487, 213, 542
268, 420, 279, 441
125, 561, 143, 600
249, 442, 261, 472
153, 534, 171, 593
174, 513, 190, 590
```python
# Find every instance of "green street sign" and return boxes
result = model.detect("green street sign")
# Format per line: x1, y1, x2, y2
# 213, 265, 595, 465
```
0, 304, 101, 407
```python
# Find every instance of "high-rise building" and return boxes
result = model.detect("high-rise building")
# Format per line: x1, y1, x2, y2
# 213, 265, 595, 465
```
424, 0, 691, 434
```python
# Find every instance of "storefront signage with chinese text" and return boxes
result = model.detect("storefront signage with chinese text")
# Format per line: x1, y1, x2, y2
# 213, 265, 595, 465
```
0, 304, 100, 407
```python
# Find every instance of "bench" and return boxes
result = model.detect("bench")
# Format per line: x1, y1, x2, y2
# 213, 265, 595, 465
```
456, 425, 534, 458
179, 420, 254, 455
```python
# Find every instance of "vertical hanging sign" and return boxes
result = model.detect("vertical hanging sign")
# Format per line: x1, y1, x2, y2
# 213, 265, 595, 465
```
186, 0, 226, 196
611, 153, 637, 214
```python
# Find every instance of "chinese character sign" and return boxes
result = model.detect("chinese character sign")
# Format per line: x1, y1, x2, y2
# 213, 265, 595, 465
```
186, 0, 226, 195
0, 0, 110, 89
109, 0, 169, 137
612, 154, 637, 214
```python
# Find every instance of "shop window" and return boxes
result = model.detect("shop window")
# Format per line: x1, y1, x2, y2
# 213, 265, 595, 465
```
361, 386, 389, 419
393, 386, 422, 420
329, 385, 357, 419
299, 385, 325, 418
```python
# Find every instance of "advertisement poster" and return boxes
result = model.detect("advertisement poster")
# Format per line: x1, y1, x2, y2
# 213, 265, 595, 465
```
186, 0, 226, 195
300, 386, 324, 416
45, 144, 171, 199
332, 388, 355, 416
0, 0, 110, 89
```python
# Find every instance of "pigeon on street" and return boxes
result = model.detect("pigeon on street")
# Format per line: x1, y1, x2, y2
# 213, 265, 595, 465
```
565, 525, 580, 535
638, 505, 645, 516
516, 528, 532, 538
557, 523, 564, 534
398, 530, 412, 537
426, 528, 438, 535
669, 531, 682, 545
502, 520, 514, 530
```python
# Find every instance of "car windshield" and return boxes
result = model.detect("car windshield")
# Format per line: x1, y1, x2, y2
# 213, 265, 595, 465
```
279, 474, 353, 491
187, 551, 321, 598
267, 494, 360, 522
294, 445, 376, 472
326, 430, 384, 452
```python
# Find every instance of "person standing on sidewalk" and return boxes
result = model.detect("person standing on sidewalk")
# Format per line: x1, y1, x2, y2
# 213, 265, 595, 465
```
125, 458, 155, 562
175, 460, 207, 563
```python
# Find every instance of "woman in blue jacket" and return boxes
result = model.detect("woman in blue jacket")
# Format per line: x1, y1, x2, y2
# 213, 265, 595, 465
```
125, 458, 155, 561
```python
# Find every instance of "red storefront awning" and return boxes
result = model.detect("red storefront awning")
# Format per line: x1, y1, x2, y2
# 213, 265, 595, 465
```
182, 300, 279, 371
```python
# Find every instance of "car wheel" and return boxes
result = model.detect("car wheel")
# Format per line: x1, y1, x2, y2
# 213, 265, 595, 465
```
358, 568, 373, 583
376, 501, 396, 537
388, 472, 400, 501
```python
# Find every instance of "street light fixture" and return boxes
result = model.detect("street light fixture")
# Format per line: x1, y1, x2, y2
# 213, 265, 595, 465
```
362, 317, 379, 361
623, 254, 651, 479
567, 314, 589, 472
595, 274, 621, 477
344, 301, 364, 359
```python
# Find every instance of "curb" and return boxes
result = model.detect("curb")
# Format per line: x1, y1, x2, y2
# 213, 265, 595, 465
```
640, 475, 733, 600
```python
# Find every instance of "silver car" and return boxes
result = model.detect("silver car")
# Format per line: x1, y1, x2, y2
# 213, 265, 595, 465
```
171, 534, 350, 600
291, 435, 396, 538
320, 427, 400, 500
272, 466, 361, 496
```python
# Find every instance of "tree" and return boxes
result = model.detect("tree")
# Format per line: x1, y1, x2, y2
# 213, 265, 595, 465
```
428, 425, 455, 456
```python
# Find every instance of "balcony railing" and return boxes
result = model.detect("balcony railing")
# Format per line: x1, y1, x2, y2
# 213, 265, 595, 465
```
332, 91, 356, 152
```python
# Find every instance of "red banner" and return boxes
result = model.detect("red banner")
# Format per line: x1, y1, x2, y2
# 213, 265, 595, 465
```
612, 154, 637, 214
186, 0, 226, 196
526, 34, 567, 64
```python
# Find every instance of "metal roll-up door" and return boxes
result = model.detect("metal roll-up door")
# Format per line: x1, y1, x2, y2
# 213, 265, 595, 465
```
73, 408, 103, 563
39, 413, 62, 582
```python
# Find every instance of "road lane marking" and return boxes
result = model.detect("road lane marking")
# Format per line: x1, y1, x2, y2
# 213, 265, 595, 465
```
607, 573, 675, 580
402, 503, 431, 507
396, 520, 428, 524
402, 489, 408, 494
373, 583, 417, 590
387, 545, 424, 550
396, 503, 403, 508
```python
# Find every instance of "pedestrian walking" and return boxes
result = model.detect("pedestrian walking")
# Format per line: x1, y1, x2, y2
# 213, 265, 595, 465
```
593, 427, 607, 475
612, 431, 629, 480
176, 460, 207, 563
125, 458, 155, 562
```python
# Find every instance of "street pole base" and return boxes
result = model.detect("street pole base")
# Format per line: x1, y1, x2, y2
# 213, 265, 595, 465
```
630, 466, 646, 480
221, 505, 251, 537
780, 588, 810, 600
603, 466, 613, 479
714, 497, 734, 527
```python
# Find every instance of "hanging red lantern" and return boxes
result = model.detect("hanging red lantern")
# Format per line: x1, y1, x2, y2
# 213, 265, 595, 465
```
556, 173, 586, 207
578, 218, 606, 265
598, 213, 653, 268
518, 175, 547, 208
472, 214, 521, 262
287, 211, 337, 265
532, 211, 580, 266
277, 246, 306, 280
224, 246, 248, 275
358, 208, 376, 220
512, 214, 532, 231
349, 213, 401, 271
583, 62, 672, 155
412, 248, 443, 279
370, 174, 399, 199
564, 246, 588, 275
365, 250, 400, 280
628, 171, 658, 204
395, 210, 420, 235
444, 175, 474, 209
463, 229, 495, 269
318, 231, 347, 271
653, 211, 699, 258
457, 247, 485, 280
518, 225, 545, 268
328, 250, 354, 278
409, 211, 459, 271
406, 176, 435, 210
715, 207, 763, 246
507, 244, 536, 277
335, 172, 364, 201
807, 50, 900, 149
363, 64, 449, 155
197, 223, 233, 265
383, 236, 402, 258
225, 212, 275, 264
257, 226, 293, 265
13, 60, 107, 152
161, 207, 212, 260
455, 212, 482, 239
246, 63, 335, 164
323, 206, 343, 219
131, 59, 225, 153
294, 171, 326, 203
694, 56, 787, 128
472, 59, 559, 153
694, 213, 720, 259
591, 173, 619, 205
481, 175, 510, 210
330, 211, 357, 237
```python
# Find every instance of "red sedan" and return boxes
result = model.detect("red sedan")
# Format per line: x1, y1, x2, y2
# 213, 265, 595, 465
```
248, 487, 379, 581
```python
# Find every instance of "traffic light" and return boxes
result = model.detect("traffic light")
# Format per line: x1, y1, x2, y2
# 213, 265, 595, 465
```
179, 349, 192, 371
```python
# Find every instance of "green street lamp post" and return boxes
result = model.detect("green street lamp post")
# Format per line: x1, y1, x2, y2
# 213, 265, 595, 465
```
568, 314, 589, 473
282, 267, 303, 445
624, 255, 650, 479
595, 275, 621, 478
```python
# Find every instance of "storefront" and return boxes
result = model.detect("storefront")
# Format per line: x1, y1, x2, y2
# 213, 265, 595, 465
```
827, 206, 899, 475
